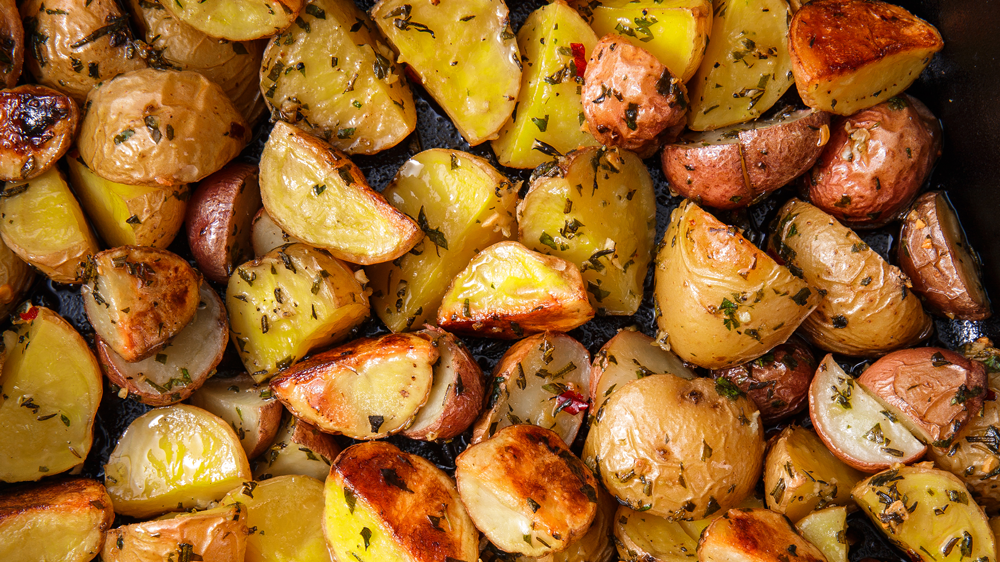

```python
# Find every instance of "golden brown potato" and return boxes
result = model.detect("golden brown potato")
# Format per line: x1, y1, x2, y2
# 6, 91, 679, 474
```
252, 412, 340, 482
928, 391, 1000, 513
456, 424, 598, 557
661, 108, 830, 210
250, 207, 301, 256
0, 236, 35, 320
185, 163, 262, 284
270, 333, 436, 439
696, 508, 827, 562
0, 478, 114, 562
82, 246, 201, 363
806, 95, 942, 228
0, 0, 23, 88
581, 34, 687, 158
78, 68, 249, 187
188, 373, 283, 460
101, 504, 247, 562
795, 507, 848, 562
711, 338, 817, 424
789, 0, 943, 115
613, 504, 699, 562
160, 0, 303, 41
900, 191, 991, 320
0, 85, 78, 181
770, 199, 932, 356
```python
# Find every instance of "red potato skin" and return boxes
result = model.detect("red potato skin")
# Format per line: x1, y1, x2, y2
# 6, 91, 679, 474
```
186, 163, 262, 284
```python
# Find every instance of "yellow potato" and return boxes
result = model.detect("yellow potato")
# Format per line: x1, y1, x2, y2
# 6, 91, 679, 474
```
101, 504, 248, 562
160, 0, 304, 41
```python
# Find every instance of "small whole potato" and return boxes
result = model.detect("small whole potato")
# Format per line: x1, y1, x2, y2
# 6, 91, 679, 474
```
711, 338, 817, 424
0, 85, 78, 181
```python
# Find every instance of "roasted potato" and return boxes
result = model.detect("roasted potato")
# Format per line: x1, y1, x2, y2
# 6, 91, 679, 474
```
661, 108, 831, 210
853, 464, 995, 562
686, 0, 794, 131
472, 331, 591, 445
900, 191, 992, 320
0, 85, 78, 181
491, 0, 599, 169
809, 354, 926, 472
188, 374, 283, 461
770, 199, 932, 356
679, 495, 766, 547
101, 503, 248, 562
789, 0, 944, 115
0, 306, 102, 483
696, 508, 827, 562
104, 404, 252, 518
19, 0, 146, 103
711, 338, 817, 424
927, 393, 1000, 513
226, 243, 369, 382
795, 506, 848, 562
186, 163, 262, 284
0, 478, 114, 562
251, 412, 340, 481
438, 241, 595, 338
251, 207, 302, 256
78, 68, 249, 187
260, 0, 416, 154
0, 237, 35, 320
159, 0, 303, 41
613, 505, 698, 562
367, 149, 518, 332
371, 0, 521, 145
584, 374, 764, 519
0, 167, 99, 284
806, 95, 942, 227
0, 0, 22, 88
581, 34, 687, 158
654, 200, 818, 369
456, 424, 598, 557
82, 246, 202, 363
518, 146, 656, 315
259, 120, 421, 264
327, 441, 479, 562
505, 484, 616, 562
270, 333, 435, 439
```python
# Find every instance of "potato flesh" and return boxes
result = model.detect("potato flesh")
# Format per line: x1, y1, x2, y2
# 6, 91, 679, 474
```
686, 0, 794, 131
260, 0, 416, 154
927, 394, 1000, 513
367, 149, 518, 332
0, 307, 102, 483
795, 506, 848, 562
0, 510, 108, 562
371, 0, 521, 145
696, 508, 827, 562
491, 1, 598, 168
0, 167, 98, 284
325, 472, 414, 562
0, 236, 35, 319
102, 504, 248, 562
251, 208, 302, 256
104, 404, 251, 518
519, 147, 656, 315
253, 414, 337, 482
614, 505, 699, 562
160, 0, 302, 41
188, 374, 282, 460
592, 331, 696, 414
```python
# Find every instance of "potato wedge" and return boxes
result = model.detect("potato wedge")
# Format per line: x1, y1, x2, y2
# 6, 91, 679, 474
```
0, 237, 35, 319
251, 207, 302, 256
853, 464, 995, 562
104, 404, 252, 518
82, 246, 202, 363
222, 475, 331, 562
252, 412, 340, 481
472, 331, 591, 445
456, 424, 598, 557
0, 306, 102, 483
0, 167, 99, 284
102, 503, 247, 562
186, 163, 262, 284
789, 0, 943, 115
0, 85, 77, 181
371, 0, 521, 145
613, 505, 699, 562
795, 507, 848, 562
226, 243, 369, 382
259, 120, 421, 264
518, 146, 656, 315
0, 0, 22, 88
491, 1, 599, 168
927, 391, 1000, 513
654, 200, 818, 369
0, 478, 114, 562
770, 199, 932, 356
438, 241, 595, 338
678, 495, 765, 545
696, 508, 826, 562
367, 149, 518, 332
188, 373, 283, 460
712, 338, 817, 424
327, 441, 479, 562
518, 484, 617, 562
270, 333, 436, 439
160, 0, 303, 41
686, 0, 794, 131
809, 354, 925, 472
260, 0, 416, 154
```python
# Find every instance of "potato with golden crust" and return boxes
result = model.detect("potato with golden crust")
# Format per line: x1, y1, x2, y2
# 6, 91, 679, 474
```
78, 68, 249, 188
159, 0, 303, 41
581, 34, 687, 158
0, 0, 23, 88
696, 508, 827, 562
188, 373, 283, 460
101, 504, 248, 562
712, 338, 817, 424
0, 478, 114, 562
252, 413, 340, 482
900, 191, 992, 320
928, 391, 1000, 513
789, 0, 943, 115
0, 237, 35, 320
806, 95, 941, 228
661, 108, 830, 210
0, 86, 77, 182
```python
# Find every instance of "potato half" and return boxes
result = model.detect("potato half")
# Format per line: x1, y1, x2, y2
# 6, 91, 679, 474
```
0, 0, 23, 88
252, 412, 341, 482
188, 373, 283, 460
654, 200, 818, 369
101, 504, 248, 562
795, 507, 848, 562
0, 306, 102, 483
251, 207, 302, 257
160, 0, 303, 41
696, 508, 827, 562
0, 236, 35, 319
613, 505, 698, 562
0, 85, 77, 181
711, 338, 817, 424
326, 441, 479, 562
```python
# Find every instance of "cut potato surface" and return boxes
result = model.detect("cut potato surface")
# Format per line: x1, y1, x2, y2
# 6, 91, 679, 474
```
795, 506, 848, 562
368, 149, 518, 332
0, 237, 35, 319
519, 146, 656, 315
371, 0, 521, 145
252, 412, 340, 481
160, 0, 303, 41
696, 508, 827, 562
259, 121, 421, 264
251, 207, 302, 257
188, 373, 283, 460
0, 306, 102, 483
102, 503, 248, 562
614, 505, 699, 562
0, 85, 77, 181
270, 333, 436, 439
104, 404, 251, 518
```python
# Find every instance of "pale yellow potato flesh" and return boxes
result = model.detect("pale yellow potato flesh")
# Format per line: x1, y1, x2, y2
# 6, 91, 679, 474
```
252, 413, 341, 482
159, 0, 304, 41
795, 506, 848, 562
187, 373, 283, 460
614, 505, 699, 562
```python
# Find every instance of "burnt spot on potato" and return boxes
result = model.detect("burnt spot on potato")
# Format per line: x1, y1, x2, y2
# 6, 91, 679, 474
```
0, 85, 78, 181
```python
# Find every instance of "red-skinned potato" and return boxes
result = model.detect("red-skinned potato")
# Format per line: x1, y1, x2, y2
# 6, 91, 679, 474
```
0, 0, 23, 88
0, 85, 78, 182
186, 163, 263, 284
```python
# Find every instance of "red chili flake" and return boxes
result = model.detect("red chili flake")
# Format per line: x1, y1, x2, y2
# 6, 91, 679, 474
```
571, 43, 587, 76
556, 391, 588, 416
986, 389, 997, 402
19, 306, 38, 322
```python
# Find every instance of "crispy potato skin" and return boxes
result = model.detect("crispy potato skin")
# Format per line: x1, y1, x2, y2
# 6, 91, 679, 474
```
102, 504, 248, 562
697, 508, 827, 562
582, 34, 687, 158
186, 163, 262, 284
929, 392, 1000, 512
0, 0, 23, 88
0, 237, 35, 319
711, 338, 817, 424
0, 85, 78, 181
